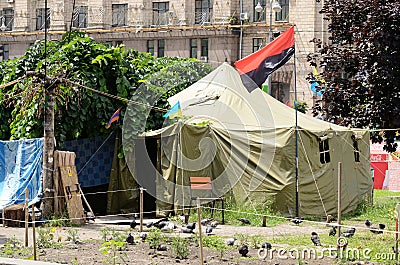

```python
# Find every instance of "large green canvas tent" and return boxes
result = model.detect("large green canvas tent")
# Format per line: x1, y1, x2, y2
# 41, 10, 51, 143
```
137, 63, 372, 217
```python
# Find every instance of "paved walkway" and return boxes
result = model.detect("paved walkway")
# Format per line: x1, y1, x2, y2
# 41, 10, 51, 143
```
0, 257, 61, 265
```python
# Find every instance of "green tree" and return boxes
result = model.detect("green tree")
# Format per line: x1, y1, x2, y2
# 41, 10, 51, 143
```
0, 31, 213, 143
309, 0, 400, 151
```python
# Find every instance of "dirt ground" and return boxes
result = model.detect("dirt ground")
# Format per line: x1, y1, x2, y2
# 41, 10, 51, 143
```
0, 217, 380, 265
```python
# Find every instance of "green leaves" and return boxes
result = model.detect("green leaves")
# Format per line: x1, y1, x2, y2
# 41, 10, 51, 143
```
311, 0, 400, 151
0, 30, 212, 145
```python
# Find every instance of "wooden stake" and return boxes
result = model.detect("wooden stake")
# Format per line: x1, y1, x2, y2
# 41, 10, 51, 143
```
396, 203, 399, 264
197, 198, 204, 265
262, 215, 267, 227
337, 162, 342, 244
140, 187, 144, 232
32, 204, 37, 260
25, 188, 29, 247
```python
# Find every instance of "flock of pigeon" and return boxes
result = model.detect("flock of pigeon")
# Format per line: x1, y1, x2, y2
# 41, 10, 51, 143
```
126, 216, 265, 256
125, 214, 388, 257
309, 217, 386, 248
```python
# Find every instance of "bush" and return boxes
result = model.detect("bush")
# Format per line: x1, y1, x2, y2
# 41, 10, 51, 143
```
170, 237, 190, 259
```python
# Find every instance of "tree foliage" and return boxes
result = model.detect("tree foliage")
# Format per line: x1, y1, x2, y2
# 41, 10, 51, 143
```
0, 31, 213, 144
309, 0, 400, 151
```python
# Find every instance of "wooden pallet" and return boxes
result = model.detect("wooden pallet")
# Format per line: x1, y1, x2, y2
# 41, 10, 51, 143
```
60, 166, 85, 225
2, 204, 25, 227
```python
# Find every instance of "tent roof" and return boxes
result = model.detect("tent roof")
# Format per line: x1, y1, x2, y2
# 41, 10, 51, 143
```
168, 63, 352, 133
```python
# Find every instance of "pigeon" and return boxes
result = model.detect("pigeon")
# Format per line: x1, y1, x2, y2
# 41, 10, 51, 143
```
261, 242, 272, 250
139, 232, 147, 242
146, 221, 154, 228
329, 226, 336, 236
178, 215, 186, 223
365, 219, 372, 227
130, 219, 138, 229
341, 228, 356, 237
201, 218, 213, 226
210, 220, 219, 228
393, 246, 398, 254
165, 222, 177, 230
379, 223, 386, 230
226, 237, 237, 246
238, 245, 249, 257
205, 225, 213, 234
311, 232, 321, 246
185, 222, 196, 230
290, 217, 303, 225
326, 214, 336, 223
153, 221, 168, 229
126, 233, 134, 244
157, 244, 168, 251
181, 227, 194, 234
237, 218, 251, 225
370, 227, 383, 234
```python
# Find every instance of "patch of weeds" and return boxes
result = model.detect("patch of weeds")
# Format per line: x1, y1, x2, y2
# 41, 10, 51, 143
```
37, 225, 62, 249
170, 237, 190, 259
48, 211, 73, 227
110, 229, 125, 242
202, 235, 227, 260
223, 197, 285, 226
249, 234, 264, 249
147, 227, 166, 250
100, 227, 112, 241
234, 233, 249, 246
99, 240, 128, 265
0, 236, 32, 258
66, 228, 80, 243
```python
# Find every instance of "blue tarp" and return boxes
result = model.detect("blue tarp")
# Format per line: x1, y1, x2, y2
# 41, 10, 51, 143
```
63, 134, 114, 187
0, 138, 43, 210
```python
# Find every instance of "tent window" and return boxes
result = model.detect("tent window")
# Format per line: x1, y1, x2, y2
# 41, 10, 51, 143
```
319, 139, 330, 164
352, 137, 360, 162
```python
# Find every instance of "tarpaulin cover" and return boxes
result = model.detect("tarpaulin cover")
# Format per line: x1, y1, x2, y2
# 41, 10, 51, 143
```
144, 63, 373, 217
0, 138, 43, 210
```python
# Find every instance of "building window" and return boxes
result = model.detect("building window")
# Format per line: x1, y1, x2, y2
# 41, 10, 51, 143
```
1, 44, 9, 61
158, 40, 165, 57
276, 0, 289, 22
36, 8, 50, 30
190, 39, 198, 58
271, 82, 290, 103
195, 0, 212, 25
201, 38, 208, 57
254, 0, 266, 22
253, 38, 263, 52
352, 136, 360, 162
147, 40, 154, 56
2, 8, 13, 31
72, 6, 88, 28
153, 2, 169, 26
319, 139, 331, 164
112, 4, 128, 27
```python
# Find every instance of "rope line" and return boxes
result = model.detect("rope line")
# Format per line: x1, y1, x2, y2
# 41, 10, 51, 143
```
63, 78, 168, 112
0, 76, 26, 89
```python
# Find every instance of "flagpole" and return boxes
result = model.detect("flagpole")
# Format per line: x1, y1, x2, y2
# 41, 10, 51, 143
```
293, 30, 299, 218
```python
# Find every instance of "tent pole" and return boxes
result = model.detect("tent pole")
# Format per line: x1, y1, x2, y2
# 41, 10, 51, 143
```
294, 37, 299, 217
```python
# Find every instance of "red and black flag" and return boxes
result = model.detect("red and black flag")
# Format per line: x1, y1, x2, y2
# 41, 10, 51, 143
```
234, 26, 295, 89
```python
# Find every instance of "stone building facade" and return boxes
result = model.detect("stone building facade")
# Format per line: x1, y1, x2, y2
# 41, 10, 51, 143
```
0, 0, 328, 106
